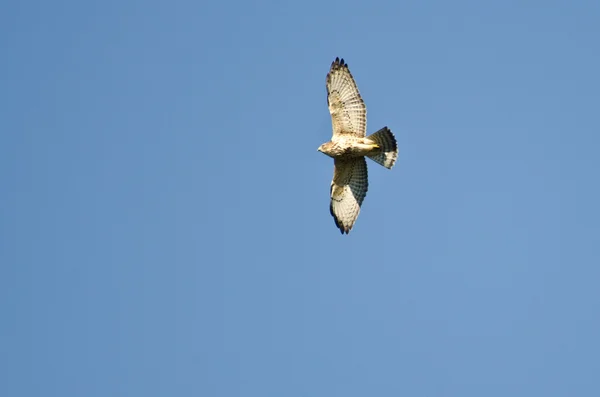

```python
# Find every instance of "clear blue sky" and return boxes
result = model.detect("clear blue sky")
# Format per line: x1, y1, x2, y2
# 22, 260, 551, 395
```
2, 1, 600, 396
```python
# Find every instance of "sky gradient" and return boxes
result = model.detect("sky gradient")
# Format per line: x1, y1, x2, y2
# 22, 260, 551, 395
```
2, 1, 600, 396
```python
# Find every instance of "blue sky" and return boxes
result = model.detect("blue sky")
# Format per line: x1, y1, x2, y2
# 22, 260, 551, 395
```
2, 1, 600, 396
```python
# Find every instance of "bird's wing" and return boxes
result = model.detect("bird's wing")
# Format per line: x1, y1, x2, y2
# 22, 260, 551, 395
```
329, 157, 368, 234
326, 57, 367, 138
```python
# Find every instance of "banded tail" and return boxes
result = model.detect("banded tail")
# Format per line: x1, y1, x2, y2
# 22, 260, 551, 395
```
366, 127, 398, 169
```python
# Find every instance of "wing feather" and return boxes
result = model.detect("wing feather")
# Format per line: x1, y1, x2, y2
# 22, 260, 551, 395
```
329, 157, 368, 234
326, 57, 367, 138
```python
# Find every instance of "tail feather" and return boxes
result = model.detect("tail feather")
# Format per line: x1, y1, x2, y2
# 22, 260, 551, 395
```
366, 127, 398, 169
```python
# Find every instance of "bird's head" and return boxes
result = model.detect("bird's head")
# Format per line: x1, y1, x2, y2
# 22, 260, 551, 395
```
317, 141, 332, 155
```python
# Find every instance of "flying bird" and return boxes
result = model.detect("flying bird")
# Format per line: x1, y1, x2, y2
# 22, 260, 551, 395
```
318, 57, 398, 234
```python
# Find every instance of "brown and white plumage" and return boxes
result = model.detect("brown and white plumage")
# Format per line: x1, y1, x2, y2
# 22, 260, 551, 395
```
330, 157, 368, 234
318, 57, 399, 234
327, 57, 367, 138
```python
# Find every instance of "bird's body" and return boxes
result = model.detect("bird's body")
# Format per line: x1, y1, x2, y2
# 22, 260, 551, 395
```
318, 136, 379, 159
318, 57, 399, 234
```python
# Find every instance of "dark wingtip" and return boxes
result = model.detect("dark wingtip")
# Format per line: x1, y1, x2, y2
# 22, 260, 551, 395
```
331, 57, 347, 69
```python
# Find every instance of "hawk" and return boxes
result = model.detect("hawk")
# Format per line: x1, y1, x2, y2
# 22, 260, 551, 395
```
318, 57, 398, 234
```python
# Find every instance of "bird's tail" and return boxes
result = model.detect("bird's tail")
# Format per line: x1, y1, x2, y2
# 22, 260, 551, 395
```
366, 127, 398, 169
